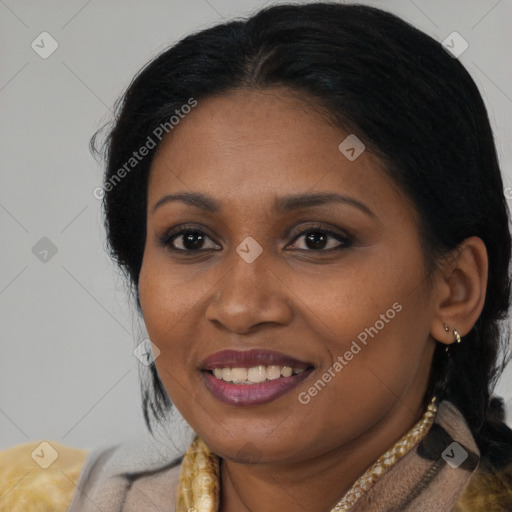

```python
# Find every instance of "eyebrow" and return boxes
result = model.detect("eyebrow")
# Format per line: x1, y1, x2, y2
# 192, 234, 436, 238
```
152, 192, 375, 218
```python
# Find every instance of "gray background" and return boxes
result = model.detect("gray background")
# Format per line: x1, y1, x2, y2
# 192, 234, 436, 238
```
1, 0, 511, 451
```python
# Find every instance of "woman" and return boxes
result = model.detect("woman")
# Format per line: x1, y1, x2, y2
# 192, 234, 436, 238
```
1, 2, 512, 511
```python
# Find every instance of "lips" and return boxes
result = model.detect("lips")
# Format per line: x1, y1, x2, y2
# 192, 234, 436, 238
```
200, 349, 314, 406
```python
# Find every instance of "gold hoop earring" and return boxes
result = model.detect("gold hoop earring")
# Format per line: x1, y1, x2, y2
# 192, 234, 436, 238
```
444, 326, 461, 352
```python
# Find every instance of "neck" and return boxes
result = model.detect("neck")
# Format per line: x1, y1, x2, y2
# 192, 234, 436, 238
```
219, 395, 430, 512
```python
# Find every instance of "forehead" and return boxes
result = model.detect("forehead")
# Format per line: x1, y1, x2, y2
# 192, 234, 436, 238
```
151, 88, 343, 177
147, 88, 412, 221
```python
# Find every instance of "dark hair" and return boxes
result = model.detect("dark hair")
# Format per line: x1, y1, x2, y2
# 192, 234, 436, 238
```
92, 2, 512, 470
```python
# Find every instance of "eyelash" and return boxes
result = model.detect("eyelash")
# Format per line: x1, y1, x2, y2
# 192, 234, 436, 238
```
157, 223, 354, 254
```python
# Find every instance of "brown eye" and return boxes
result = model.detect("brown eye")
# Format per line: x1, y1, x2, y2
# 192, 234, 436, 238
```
288, 228, 353, 251
158, 226, 221, 252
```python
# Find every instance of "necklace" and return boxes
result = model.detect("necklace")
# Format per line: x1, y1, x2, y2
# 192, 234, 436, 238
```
176, 396, 438, 512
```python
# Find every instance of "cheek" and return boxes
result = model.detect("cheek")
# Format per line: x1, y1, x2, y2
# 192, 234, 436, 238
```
138, 249, 202, 334
292, 301, 431, 451
294, 251, 431, 396
138, 250, 207, 401
289, 250, 422, 347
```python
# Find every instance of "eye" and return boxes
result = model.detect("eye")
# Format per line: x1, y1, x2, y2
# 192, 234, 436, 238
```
287, 226, 353, 251
158, 224, 353, 254
158, 225, 220, 252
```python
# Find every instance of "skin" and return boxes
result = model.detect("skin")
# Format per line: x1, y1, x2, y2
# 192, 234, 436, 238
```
138, 87, 488, 512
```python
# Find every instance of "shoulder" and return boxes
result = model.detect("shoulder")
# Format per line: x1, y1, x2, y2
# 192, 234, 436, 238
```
65, 431, 188, 511
454, 460, 512, 512
0, 440, 88, 512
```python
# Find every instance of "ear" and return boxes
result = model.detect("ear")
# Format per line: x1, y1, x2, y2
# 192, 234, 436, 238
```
430, 236, 488, 346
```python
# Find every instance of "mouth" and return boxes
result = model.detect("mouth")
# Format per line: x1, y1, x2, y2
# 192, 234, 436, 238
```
210, 364, 307, 383
200, 349, 314, 406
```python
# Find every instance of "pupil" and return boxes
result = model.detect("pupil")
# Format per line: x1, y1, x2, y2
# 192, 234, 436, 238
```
306, 231, 326, 250
184, 231, 204, 250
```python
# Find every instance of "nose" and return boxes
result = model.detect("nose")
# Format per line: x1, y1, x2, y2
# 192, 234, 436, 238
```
204, 244, 293, 334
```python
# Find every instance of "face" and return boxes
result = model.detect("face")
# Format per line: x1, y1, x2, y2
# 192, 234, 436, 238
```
138, 88, 438, 464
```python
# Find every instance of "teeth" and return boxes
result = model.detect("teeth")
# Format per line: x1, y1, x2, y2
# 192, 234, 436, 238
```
210, 364, 307, 384
280, 366, 292, 377
231, 367, 248, 384
266, 365, 281, 380
247, 365, 266, 383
